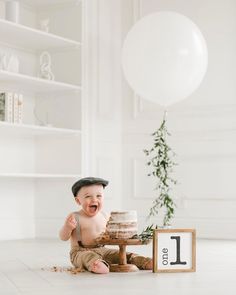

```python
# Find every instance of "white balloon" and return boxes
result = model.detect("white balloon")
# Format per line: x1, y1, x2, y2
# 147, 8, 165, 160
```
122, 11, 208, 107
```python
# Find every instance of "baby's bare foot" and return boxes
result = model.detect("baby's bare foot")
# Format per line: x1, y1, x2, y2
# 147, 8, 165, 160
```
90, 260, 109, 274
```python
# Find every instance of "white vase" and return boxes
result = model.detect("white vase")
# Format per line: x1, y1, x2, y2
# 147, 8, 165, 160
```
5, 1, 19, 23
39, 18, 50, 33
7, 54, 19, 73
39, 51, 55, 80
0, 54, 7, 70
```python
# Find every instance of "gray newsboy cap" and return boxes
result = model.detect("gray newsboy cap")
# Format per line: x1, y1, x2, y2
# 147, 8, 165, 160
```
72, 177, 109, 197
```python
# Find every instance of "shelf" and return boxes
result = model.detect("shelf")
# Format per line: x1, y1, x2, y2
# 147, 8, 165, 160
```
0, 18, 81, 51
0, 173, 81, 179
0, 121, 81, 137
22, 0, 77, 8
0, 70, 81, 93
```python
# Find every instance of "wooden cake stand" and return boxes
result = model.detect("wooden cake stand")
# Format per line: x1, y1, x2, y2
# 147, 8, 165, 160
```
98, 238, 151, 272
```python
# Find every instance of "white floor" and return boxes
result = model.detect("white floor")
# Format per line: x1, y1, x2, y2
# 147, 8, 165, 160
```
0, 238, 235, 295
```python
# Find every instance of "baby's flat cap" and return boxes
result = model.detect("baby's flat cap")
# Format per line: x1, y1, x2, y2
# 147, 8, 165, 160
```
72, 177, 109, 197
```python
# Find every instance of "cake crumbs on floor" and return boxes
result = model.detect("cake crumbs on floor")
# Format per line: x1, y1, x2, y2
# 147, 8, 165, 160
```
41, 266, 85, 274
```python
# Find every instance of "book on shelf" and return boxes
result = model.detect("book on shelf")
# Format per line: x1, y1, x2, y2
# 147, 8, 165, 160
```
0, 92, 13, 122
18, 94, 23, 124
13, 93, 18, 123
0, 92, 23, 124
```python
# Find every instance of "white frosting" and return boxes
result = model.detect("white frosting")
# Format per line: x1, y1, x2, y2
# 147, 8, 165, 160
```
108, 210, 137, 223
106, 210, 138, 239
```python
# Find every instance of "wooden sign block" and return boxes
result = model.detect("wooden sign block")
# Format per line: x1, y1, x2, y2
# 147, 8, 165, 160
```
153, 228, 196, 273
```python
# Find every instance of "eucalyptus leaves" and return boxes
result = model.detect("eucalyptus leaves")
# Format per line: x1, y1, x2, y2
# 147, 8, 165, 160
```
144, 114, 177, 227
135, 224, 156, 243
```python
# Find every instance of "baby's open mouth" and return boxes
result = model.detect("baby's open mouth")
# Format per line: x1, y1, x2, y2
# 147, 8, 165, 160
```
89, 205, 98, 213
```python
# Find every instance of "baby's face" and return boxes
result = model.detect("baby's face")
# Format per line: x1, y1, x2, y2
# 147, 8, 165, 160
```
76, 184, 104, 217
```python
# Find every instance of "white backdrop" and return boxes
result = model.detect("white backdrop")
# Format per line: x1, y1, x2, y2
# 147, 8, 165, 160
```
1, 0, 235, 240
121, 0, 236, 239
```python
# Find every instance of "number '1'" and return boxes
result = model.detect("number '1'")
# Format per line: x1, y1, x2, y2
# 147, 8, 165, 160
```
170, 236, 187, 265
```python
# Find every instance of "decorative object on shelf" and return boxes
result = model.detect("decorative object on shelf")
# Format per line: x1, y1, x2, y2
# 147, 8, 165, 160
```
39, 51, 55, 81
0, 53, 19, 72
39, 18, 50, 33
33, 97, 52, 127
153, 228, 196, 273
143, 112, 177, 227
5, 0, 20, 23
122, 11, 208, 107
33, 106, 48, 126
0, 54, 7, 70
6, 54, 19, 73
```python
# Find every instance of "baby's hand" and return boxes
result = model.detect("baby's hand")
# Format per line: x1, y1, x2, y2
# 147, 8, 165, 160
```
64, 213, 77, 231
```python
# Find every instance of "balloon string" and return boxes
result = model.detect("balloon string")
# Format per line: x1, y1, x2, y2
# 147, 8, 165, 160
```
163, 109, 168, 121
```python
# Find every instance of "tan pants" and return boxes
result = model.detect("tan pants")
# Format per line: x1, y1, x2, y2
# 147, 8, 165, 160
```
70, 245, 151, 272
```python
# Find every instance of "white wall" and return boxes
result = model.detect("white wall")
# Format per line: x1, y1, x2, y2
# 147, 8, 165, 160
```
122, 0, 236, 239
0, 178, 35, 239
85, 0, 124, 213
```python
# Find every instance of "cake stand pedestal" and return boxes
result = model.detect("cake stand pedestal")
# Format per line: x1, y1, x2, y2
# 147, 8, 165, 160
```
98, 238, 151, 272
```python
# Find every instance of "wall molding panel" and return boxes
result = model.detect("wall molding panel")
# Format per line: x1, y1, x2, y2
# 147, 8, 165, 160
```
132, 158, 155, 200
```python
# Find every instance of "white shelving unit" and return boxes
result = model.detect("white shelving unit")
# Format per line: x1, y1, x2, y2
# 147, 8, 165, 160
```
0, 18, 81, 50
0, 173, 81, 178
0, 0, 86, 239
0, 121, 81, 136
0, 69, 81, 93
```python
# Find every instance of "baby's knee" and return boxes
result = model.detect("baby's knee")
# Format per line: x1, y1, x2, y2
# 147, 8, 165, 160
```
89, 259, 109, 274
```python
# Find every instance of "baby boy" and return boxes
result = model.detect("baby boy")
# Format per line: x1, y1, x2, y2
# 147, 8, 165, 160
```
59, 177, 152, 274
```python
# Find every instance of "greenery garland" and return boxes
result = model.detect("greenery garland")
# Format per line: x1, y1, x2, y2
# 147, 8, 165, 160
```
143, 113, 177, 227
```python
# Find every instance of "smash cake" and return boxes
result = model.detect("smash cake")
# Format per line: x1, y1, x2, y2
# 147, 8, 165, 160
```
106, 210, 138, 239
